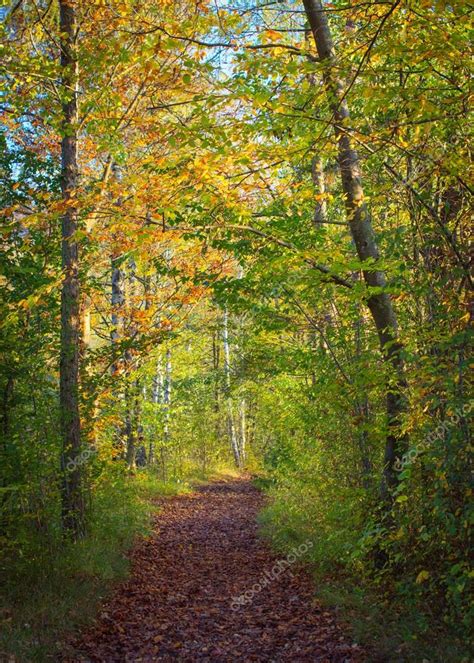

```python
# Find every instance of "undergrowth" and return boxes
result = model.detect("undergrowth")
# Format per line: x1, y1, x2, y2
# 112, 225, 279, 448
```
257, 476, 472, 663
0, 468, 189, 662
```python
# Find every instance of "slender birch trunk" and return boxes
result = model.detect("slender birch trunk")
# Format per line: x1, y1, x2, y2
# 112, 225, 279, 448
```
111, 254, 126, 458
124, 259, 138, 471
239, 398, 247, 465
150, 357, 164, 466
158, 347, 171, 481
152, 359, 163, 405
212, 330, 222, 443
163, 348, 172, 442
302, 0, 408, 498
124, 388, 135, 471
134, 274, 151, 467
133, 379, 146, 466
108, 164, 127, 458
111, 258, 125, 373
312, 156, 328, 225
59, 0, 85, 539
223, 308, 241, 467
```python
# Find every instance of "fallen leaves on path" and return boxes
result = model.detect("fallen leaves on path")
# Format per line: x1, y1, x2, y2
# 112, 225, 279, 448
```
65, 479, 364, 662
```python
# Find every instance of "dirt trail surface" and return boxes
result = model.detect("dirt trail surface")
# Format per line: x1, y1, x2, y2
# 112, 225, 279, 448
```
66, 479, 363, 662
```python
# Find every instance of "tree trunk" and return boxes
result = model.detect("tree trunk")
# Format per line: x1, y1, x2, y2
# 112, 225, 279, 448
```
150, 358, 164, 466
134, 379, 146, 467
212, 330, 222, 443
239, 398, 247, 465
157, 347, 172, 481
223, 308, 241, 467
111, 259, 125, 372
124, 381, 136, 471
163, 347, 172, 441
110, 250, 126, 457
311, 156, 328, 225
2, 376, 14, 443
59, 0, 85, 539
353, 271, 373, 488
302, 0, 408, 498
123, 258, 138, 471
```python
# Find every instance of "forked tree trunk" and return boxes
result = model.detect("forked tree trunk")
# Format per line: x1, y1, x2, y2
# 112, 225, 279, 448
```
302, 0, 408, 498
59, 0, 85, 538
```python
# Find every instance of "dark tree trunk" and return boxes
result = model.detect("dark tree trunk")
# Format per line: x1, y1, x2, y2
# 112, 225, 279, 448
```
59, 0, 85, 539
2, 376, 14, 443
302, 0, 408, 499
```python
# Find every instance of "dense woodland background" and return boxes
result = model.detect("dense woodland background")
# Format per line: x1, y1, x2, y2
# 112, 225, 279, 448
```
0, 0, 472, 660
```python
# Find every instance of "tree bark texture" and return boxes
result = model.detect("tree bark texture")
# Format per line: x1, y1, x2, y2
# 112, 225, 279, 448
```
59, 0, 85, 538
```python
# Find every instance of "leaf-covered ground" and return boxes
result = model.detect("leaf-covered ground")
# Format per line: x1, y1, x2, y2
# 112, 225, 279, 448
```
65, 479, 363, 661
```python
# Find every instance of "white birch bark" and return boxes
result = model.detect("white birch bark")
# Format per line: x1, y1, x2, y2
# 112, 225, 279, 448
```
223, 308, 241, 467
239, 398, 247, 465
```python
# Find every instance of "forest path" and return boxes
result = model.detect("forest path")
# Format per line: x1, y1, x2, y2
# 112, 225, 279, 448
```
66, 478, 363, 662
